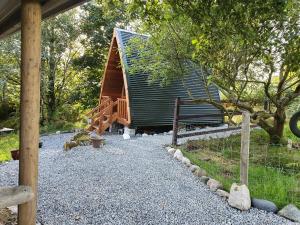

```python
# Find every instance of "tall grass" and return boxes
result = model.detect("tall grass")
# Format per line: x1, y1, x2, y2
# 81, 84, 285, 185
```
181, 129, 300, 209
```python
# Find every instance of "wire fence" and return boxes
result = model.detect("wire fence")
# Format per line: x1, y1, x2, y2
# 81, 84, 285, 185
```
173, 98, 300, 209
179, 120, 300, 209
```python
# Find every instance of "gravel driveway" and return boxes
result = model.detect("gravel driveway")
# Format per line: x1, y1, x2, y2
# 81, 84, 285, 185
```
0, 132, 295, 225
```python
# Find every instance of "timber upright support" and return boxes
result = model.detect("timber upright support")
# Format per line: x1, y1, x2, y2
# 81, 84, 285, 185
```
19, 0, 41, 224
172, 97, 180, 145
240, 111, 250, 185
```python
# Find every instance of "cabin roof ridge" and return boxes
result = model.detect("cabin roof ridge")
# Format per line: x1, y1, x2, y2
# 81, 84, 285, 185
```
114, 27, 150, 38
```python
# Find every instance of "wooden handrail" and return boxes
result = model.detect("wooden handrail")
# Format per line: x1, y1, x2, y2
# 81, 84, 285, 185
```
87, 97, 129, 134
117, 98, 127, 120
86, 105, 100, 116
93, 103, 114, 121
86, 96, 112, 117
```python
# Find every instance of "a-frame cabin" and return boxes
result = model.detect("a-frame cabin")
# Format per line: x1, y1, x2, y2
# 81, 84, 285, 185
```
87, 28, 223, 134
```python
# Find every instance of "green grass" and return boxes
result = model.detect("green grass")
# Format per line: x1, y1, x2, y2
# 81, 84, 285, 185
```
180, 129, 300, 209
0, 120, 85, 163
40, 121, 85, 134
0, 133, 18, 162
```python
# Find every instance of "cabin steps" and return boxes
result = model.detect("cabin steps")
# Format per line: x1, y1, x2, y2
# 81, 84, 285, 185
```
86, 96, 129, 134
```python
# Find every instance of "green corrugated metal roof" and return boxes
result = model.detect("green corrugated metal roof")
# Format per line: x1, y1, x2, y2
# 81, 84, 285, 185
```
114, 28, 223, 128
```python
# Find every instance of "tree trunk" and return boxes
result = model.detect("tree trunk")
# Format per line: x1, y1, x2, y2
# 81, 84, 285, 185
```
257, 107, 286, 144
269, 108, 286, 144
47, 31, 56, 119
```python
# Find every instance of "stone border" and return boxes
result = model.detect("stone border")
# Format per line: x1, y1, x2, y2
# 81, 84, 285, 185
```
163, 146, 300, 223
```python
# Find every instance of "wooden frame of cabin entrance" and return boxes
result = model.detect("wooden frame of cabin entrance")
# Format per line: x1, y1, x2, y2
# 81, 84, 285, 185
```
99, 31, 131, 125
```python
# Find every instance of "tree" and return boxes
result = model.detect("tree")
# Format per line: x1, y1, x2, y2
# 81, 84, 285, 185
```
74, 0, 132, 107
127, 0, 300, 144
0, 34, 21, 126
41, 10, 81, 121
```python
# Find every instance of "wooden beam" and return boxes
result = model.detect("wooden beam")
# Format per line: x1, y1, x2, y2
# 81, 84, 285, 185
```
99, 36, 117, 105
240, 111, 250, 185
114, 31, 132, 124
0, 0, 88, 40
18, 1, 41, 224
0, 186, 34, 208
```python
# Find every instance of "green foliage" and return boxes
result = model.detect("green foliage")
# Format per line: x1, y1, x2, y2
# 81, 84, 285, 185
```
126, 0, 300, 143
75, 0, 132, 108
181, 129, 300, 208
0, 1, 133, 128
0, 133, 18, 162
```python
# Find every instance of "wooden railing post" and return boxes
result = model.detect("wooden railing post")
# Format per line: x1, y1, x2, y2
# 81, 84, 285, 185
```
172, 97, 180, 145
240, 111, 250, 185
19, 0, 41, 224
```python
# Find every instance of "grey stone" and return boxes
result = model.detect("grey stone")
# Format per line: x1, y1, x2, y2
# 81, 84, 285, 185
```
173, 150, 183, 161
194, 168, 207, 177
199, 176, 210, 184
251, 198, 278, 213
207, 178, 222, 191
278, 204, 300, 222
228, 183, 251, 211
189, 165, 200, 173
216, 189, 230, 198
181, 157, 191, 167
167, 148, 176, 155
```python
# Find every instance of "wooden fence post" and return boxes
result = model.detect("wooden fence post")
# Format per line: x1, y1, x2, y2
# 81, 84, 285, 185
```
172, 97, 180, 146
240, 111, 250, 185
18, 0, 41, 224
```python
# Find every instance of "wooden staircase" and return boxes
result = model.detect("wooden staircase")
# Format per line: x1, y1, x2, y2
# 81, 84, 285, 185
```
86, 96, 129, 134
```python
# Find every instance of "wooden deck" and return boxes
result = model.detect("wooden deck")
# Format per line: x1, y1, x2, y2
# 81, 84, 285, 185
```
87, 96, 129, 134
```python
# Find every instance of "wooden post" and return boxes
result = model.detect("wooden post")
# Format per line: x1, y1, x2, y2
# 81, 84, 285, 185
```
240, 111, 250, 185
172, 97, 180, 145
18, 0, 41, 224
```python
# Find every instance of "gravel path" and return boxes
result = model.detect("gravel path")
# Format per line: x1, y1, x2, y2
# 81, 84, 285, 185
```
0, 132, 295, 225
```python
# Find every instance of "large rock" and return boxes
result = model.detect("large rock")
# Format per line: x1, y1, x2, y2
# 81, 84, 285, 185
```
278, 204, 300, 222
251, 198, 278, 213
216, 189, 230, 198
167, 148, 176, 155
228, 183, 251, 211
194, 168, 207, 177
207, 178, 222, 191
173, 150, 183, 161
189, 165, 200, 173
181, 157, 191, 167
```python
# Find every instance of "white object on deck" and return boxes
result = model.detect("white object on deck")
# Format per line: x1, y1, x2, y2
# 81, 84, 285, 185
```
0, 186, 34, 208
